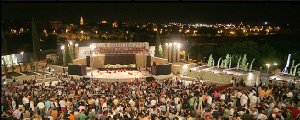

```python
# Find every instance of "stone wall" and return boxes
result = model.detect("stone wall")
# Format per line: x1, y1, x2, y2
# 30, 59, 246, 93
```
187, 70, 260, 86
73, 58, 87, 65
152, 57, 168, 65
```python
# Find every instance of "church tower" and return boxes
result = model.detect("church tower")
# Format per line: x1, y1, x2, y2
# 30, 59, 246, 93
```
80, 16, 84, 25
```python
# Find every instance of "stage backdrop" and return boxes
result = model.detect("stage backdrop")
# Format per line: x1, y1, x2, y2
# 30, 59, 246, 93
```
104, 54, 136, 65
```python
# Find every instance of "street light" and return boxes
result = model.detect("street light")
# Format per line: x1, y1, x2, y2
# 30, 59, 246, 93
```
74, 43, 78, 59
20, 51, 24, 63
61, 45, 65, 65
266, 63, 270, 74
177, 43, 181, 49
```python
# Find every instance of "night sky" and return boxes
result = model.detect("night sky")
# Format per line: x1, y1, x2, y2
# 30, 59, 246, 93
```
2, 3, 300, 25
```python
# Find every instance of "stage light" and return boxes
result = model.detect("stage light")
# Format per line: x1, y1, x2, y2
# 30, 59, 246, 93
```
61, 46, 65, 50
183, 64, 189, 70
90, 44, 96, 50
75, 43, 78, 47
177, 43, 181, 49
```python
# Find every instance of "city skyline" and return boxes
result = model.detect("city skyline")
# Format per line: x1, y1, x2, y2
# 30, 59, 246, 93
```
2, 3, 300, 25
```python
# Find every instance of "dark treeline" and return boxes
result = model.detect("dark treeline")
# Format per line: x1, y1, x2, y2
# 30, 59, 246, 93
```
191, 34, 300, 71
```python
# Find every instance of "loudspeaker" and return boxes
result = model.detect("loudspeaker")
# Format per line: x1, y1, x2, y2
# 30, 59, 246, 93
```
68, 64, 87, 76
146, 55, 152, 67
86, 56, 90, 67
81, 65, 87, 75
151, 64, 172, 75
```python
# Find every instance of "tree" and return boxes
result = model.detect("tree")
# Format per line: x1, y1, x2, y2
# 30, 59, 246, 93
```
1, 26, 8, 55
44, 35, 58, 49
23, 60, 28, 72
2, 57, 8, 76
30, 58, 35, 71
207, 54, 214, 67
241, 54, 248, 71
155, 32, 162, 57
224, 54, 230, 69
64, 43, 72, 65
32, 18, 40, 71
220, 60, 225, 68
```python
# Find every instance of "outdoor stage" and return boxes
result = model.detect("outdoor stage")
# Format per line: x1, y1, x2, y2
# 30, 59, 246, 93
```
87, 69, 145, 82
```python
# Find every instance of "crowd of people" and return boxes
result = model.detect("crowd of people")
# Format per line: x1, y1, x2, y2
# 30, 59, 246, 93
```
1, 73, 300, 120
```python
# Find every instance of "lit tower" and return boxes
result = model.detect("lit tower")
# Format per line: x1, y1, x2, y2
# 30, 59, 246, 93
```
80, 16, 84, 25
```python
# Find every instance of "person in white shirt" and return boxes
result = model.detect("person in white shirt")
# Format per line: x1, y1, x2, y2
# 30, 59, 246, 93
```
129, 99, 135, 107
151, 98, 157, 107
37, 100, 45, 115
95, 98, 99, 111
249, 93, 258, 108
257, 112, 268, 120
59, 99, 66, 113
23, 96, 30, 109
12, 98, 16, 110
207, 96, 212, 108
220, 93, 226, 101
229, 107, 235, 116
174, 96, 180, 105
240, 94, 248, 108
286, 91, 293, 98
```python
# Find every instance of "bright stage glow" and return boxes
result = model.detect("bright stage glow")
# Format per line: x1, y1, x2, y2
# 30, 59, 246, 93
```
183, 64, 189, 70
90, 44, 96, 50
87, 70, 144, 81
177, 43, 181, 48
61, 46, 65, 50
247, 72, 254, 80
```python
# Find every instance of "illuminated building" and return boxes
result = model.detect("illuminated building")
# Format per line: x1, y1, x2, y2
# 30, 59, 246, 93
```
80, 16, 84, 25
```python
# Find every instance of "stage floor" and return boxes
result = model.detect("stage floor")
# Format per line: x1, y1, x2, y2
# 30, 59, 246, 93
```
87, 70, 144, 81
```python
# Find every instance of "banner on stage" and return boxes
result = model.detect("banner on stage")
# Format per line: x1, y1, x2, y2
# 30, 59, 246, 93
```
78, 42, 149, 57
